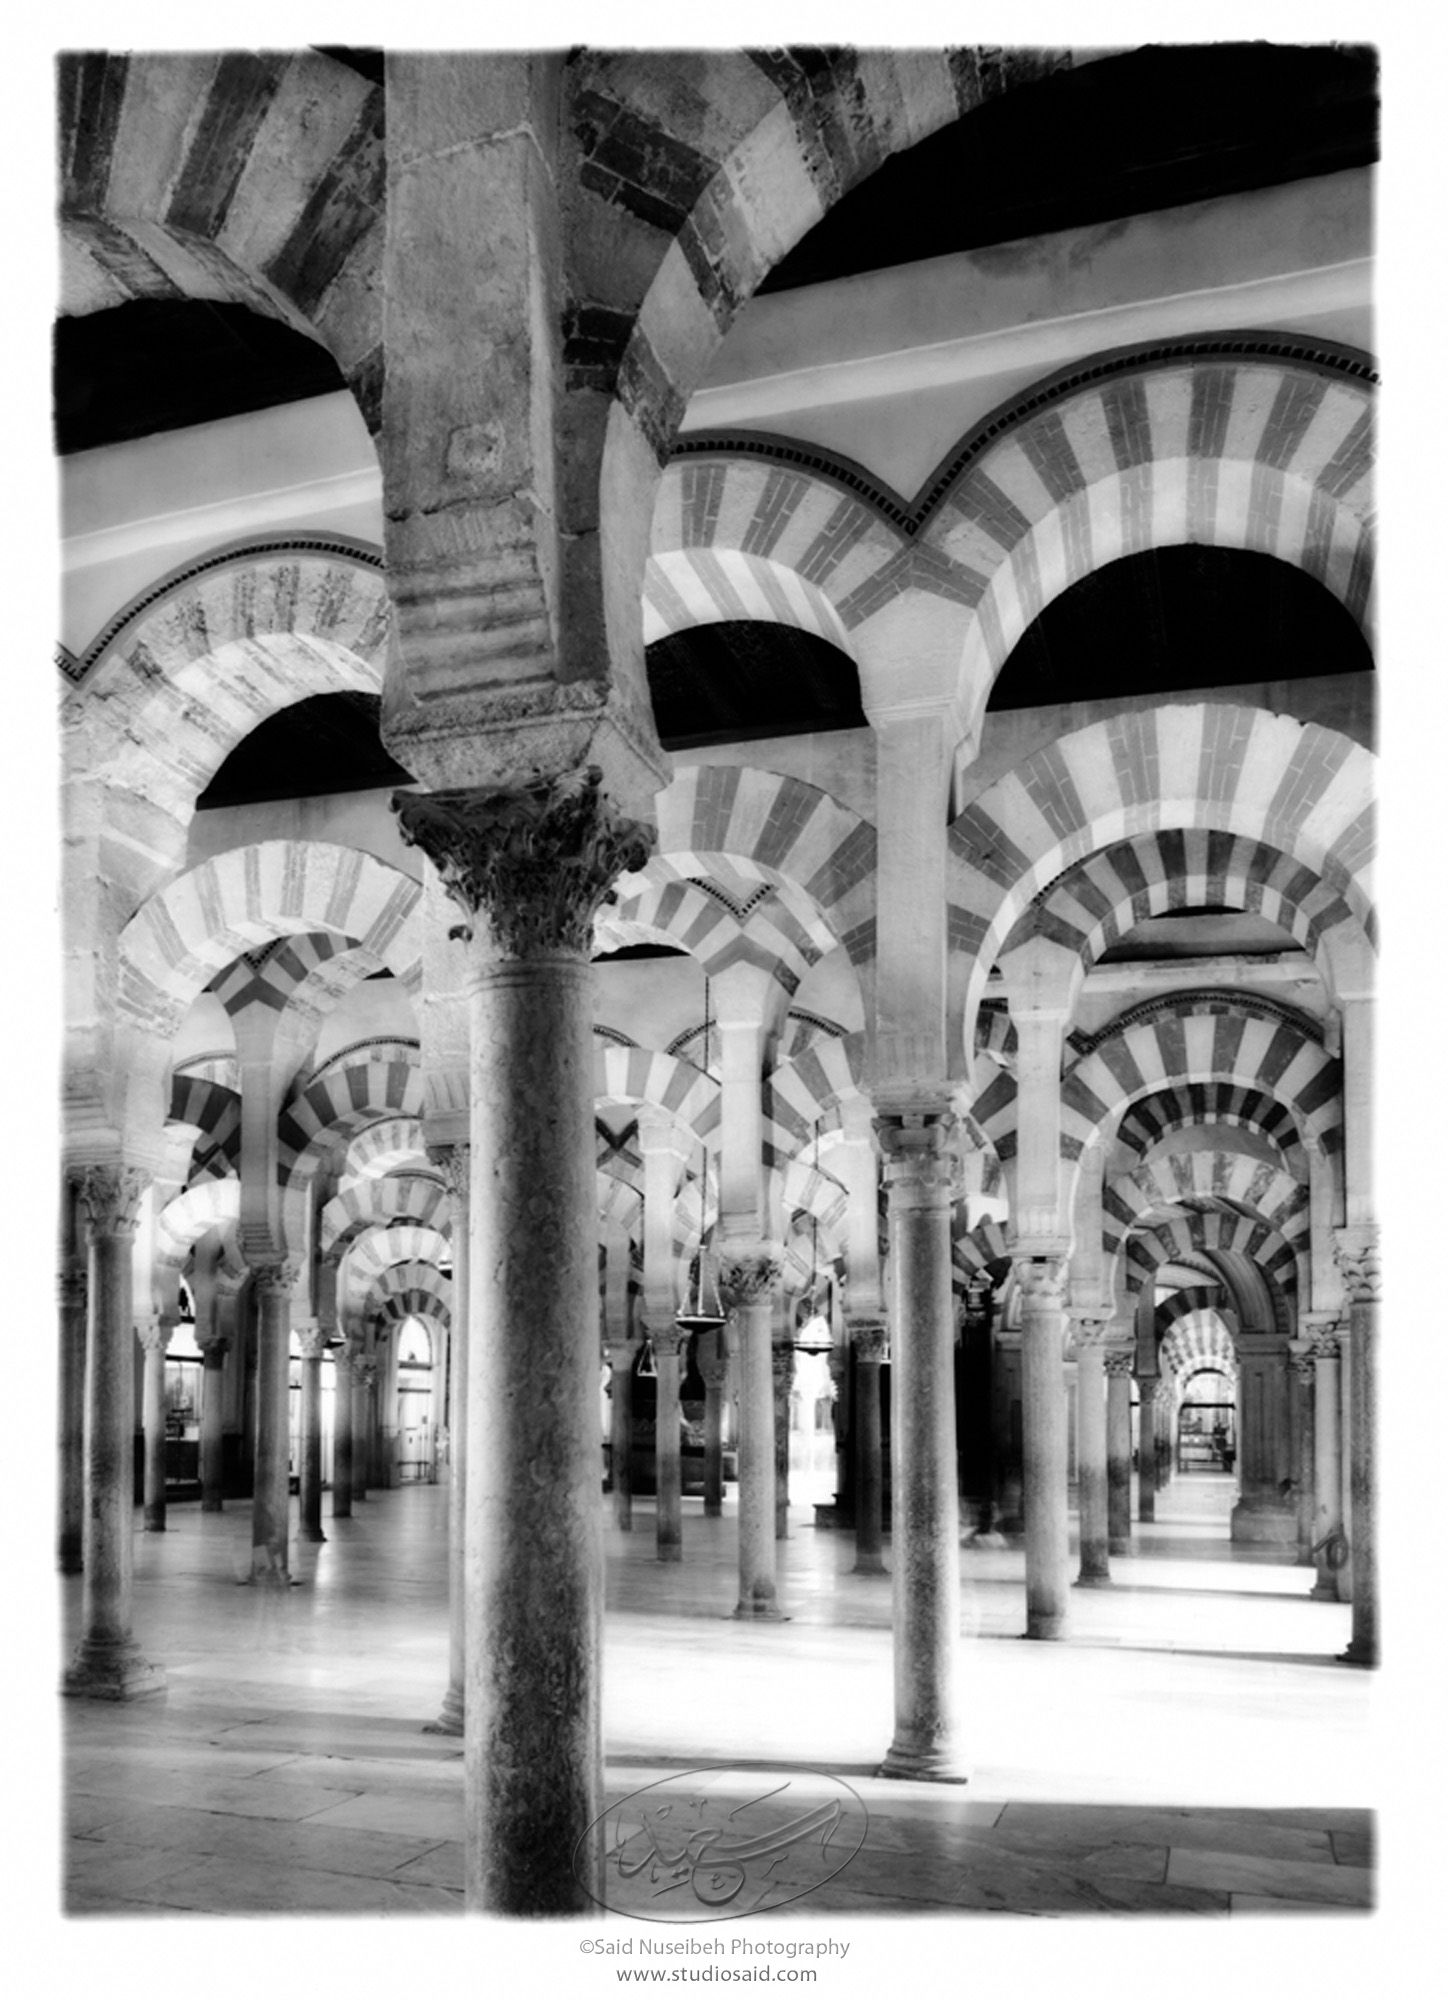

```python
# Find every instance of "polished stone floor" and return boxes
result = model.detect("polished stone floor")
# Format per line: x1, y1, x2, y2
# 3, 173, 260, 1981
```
60, 1475, 1374, 1923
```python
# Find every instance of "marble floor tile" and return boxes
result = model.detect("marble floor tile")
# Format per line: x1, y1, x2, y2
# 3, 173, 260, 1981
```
1166, 1847, 1373, 1906
300, 1790, 468, 1840
72, 1801, 445, 1879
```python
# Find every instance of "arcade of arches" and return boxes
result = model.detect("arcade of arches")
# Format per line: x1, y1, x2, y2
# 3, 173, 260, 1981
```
56, 44, 1379, 1920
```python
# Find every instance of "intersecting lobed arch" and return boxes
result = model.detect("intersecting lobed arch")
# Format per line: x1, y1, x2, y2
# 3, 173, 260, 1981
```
1103, 1152, 1309, 1272
58, 52, 385, 421
118, 843, 422, 1043
320, 1175, 448, 1259
1003, 825, 1365, 980
650, 767, 877, 972
949, 704, 1374, 1067
1113, 1082, 1306, 1180
922, 347, 1374, 694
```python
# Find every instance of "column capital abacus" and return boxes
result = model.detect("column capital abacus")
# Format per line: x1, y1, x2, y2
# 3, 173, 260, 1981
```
1333, 1226, 1381, 1306
1103, 1348, 1137, 1380
648, 1324, 687, 1362
250, 1257, 301, 1299
393, 766, 654, 959
1014, 1256, 1069, 1313
1288, 1341, 1317, 1382
135, 1314, 168, 1355
716, 1242, 784, 1311
848, 1315, 890, 1364
195, 1328, 230, 1362
78, 1164, 149, 1238
297, 1323, 329, 1362
1068, 1311, 1112, 1351
873, 1106, 958, 1191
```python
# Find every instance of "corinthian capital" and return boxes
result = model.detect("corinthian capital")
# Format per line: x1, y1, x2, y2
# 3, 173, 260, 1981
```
1333, 1226, 1381, 1307
848, 1315, 889, 1365
716, 1243, 783, 1311
1014, 1257, 1069, 1313
429, 1142, 472, 1204
250, 1258, 301, 1299
393, 766, 654, 958
874, 1107, 957, 1191
1103, 1348, 1136, 1379
78, 1164, 149, 1238
297, 1322, 329, 1362
1069, 1310, 1112, 1351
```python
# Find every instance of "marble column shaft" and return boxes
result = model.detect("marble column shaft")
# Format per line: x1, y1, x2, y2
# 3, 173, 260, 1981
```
58, 1265, 87, 1572
1336, 1230, 1379, 1665
1018, 1260, 1071, 1636
850, 1318, 888, 1574
428, 1145, 470, 1735
197, 1335, 229, 1513
1137, 1375, 1158, 1523
698, 1331, 725, 1518
1309, 1333, 1343, 1599
1073, 1319, 1110, 1586
607, 1342, 634, 1529
249, 1261, 298, 1585
64, 1165, 164, 1700
773, 1334, 792, 1539
351, 1350, 372, 1501
138, 1316, 169, 1532
719, 1249, 783, 1617
1104, 1350, 1134, 1554
877, 1110, 966, 1781
394, 768, 652, 1914
653, 1326, 685, 1563
1291, 1348, 1316, 1564
297, 1324, 328, 1545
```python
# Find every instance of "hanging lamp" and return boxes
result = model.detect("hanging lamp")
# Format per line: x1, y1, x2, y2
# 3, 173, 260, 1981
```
676, 1131, 726, 1335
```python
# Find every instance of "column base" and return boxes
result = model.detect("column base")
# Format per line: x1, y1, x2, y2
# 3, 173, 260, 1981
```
732, 1599, 789, 1622
852, 1553, 887, 1575
201, 1499, 224, 1515
1107, 1536, 1131, 1556
62, 1639, 166, 1702
1229, 1499, 1297, 1547
968, 1530, 1008, 1550
1025, 1611, 1068, 1640
877, 1741, 970, 1784
300, 1527, 327, 1544
657, 1543, 682, 1563
1340, 1638, 1378, 1668
703, 1500, 722, 1519
424, 1686, 465, 1736
1309, 1580, 1340, 1601
245, 1560, 296, 1588
1074, 1569, 1111, 1589
143, 1513, 166, 1533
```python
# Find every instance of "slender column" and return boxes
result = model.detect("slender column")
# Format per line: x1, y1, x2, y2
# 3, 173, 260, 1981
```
773, 1335, 793, 1538
698, 1330, 725, 1517
58, 1265, 87, 1572
1137, 1375, 1159, 1523
1230, 1332, 1296, 1546
248, 1259, 299, 1586
1017, 1258, 1070, 1636
1309, 1329, 1344, 1599
1104, 1349, 1134, 1554
849, 1316, 888, 1575
331, 1341, 354, 1518
718, 1247, 785, 1618
137, 1316, 169, 1532
1290, 1344, 1316, 1565
428, 1143, 470, 1735
64, 1165, 164, 1700
651, 1325, 685, 1561
1073, 1314, 1111, 1587
1335, 1228, 1380, 1665
195, 1336, 229, 1512
352, 1345, 372, 1501
297, 1323, 328, 1544
876, 1107, 966, 1781
992, 1326, 1024, 1534
395, 767, 653, 1914
606, 1340, 634, 1528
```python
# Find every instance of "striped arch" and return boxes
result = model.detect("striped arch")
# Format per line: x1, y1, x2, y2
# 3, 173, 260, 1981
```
781, 1159, 849, 1236
652, 767, 877, 970
155, 1179, 240, 1268
597, 1172, 644, 1241
340, 1118, 430, 1185
922, 347, 1374, 688
1104, 1153, 1308, 1271
1154, 1285, 1232, 1342
1159, 1310, 1239, 1386
343, 1226, 451, 1296
953, 1213, 1011, 1281
1004, 825, 1363, 975
1122, 1211, 1300, 1307
765, 1030, 870, 1166
1114, 1083, 1306, 1179
949, 704, 1375, 1063
361, 1261, 452, 1327
118, 843, 422, 1041
168, 1073, 240, 1184
671, 1174, 720, 1268
58, 52, 384, 420
277, 1056, 424, 1181
320, 1175, 448, 1258
596, 869, 826, 992
593, 1046, 720, 1149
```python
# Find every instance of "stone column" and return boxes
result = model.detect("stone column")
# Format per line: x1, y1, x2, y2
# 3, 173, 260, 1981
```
1104, 1349, 1134, 1554
993, 1325, 1024, 1534
331, 1338, 355, 1518
58, 1264, 87, 1573
1230, 1332, 1296, 1546
1335, 1228, 1380, 1666
64, 1165, 164, 1700
698, 1329, 725, 1517
297, 1323, 328, 1545
351, 1341, 372, 1501
394, 768, 653, 1914
718, 1246, 785, 1618
652, 1325, 685, 1563
1136, 1374, 1159, 1523
1289, 1344, 1316, 1565
248, 1259, 299, 1586
876, 1107, 966, 1781
1073, 1314, 1111, 1588
1017, 1258, 1071, 1636
849, 1316, 889, 1575
427, 1143, 470, 1735
773, 1335, 794, 1539
606, 1339, 634, 1528
1308, 1328, 1345, 1599
137, 1315, 169, 1533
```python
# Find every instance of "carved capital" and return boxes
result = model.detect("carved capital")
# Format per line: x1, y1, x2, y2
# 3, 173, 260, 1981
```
1333, 1226, 1381, 1307
135, 1314, 168, 1355
196, 1330, 230, 1363
297, 1323, 329, 1362
1289, 1345, 1317, 1383
874, 1108, 957, 1192
1103, 1349, 1137, 1380
716, 1243, 784, 1311
1069, 1311, 1112, 1351
393, 766, 654, 958
848, 1315, 889, 1365
78, 1164, 149, 1239
1014, 1256, 1069, 1314
429, 1141, 472, 1204
359, 1362, 380, 1393
1310, 1327, 1342, 1362
250, 1258, 301, 1301
649, 1325, 687, 1363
